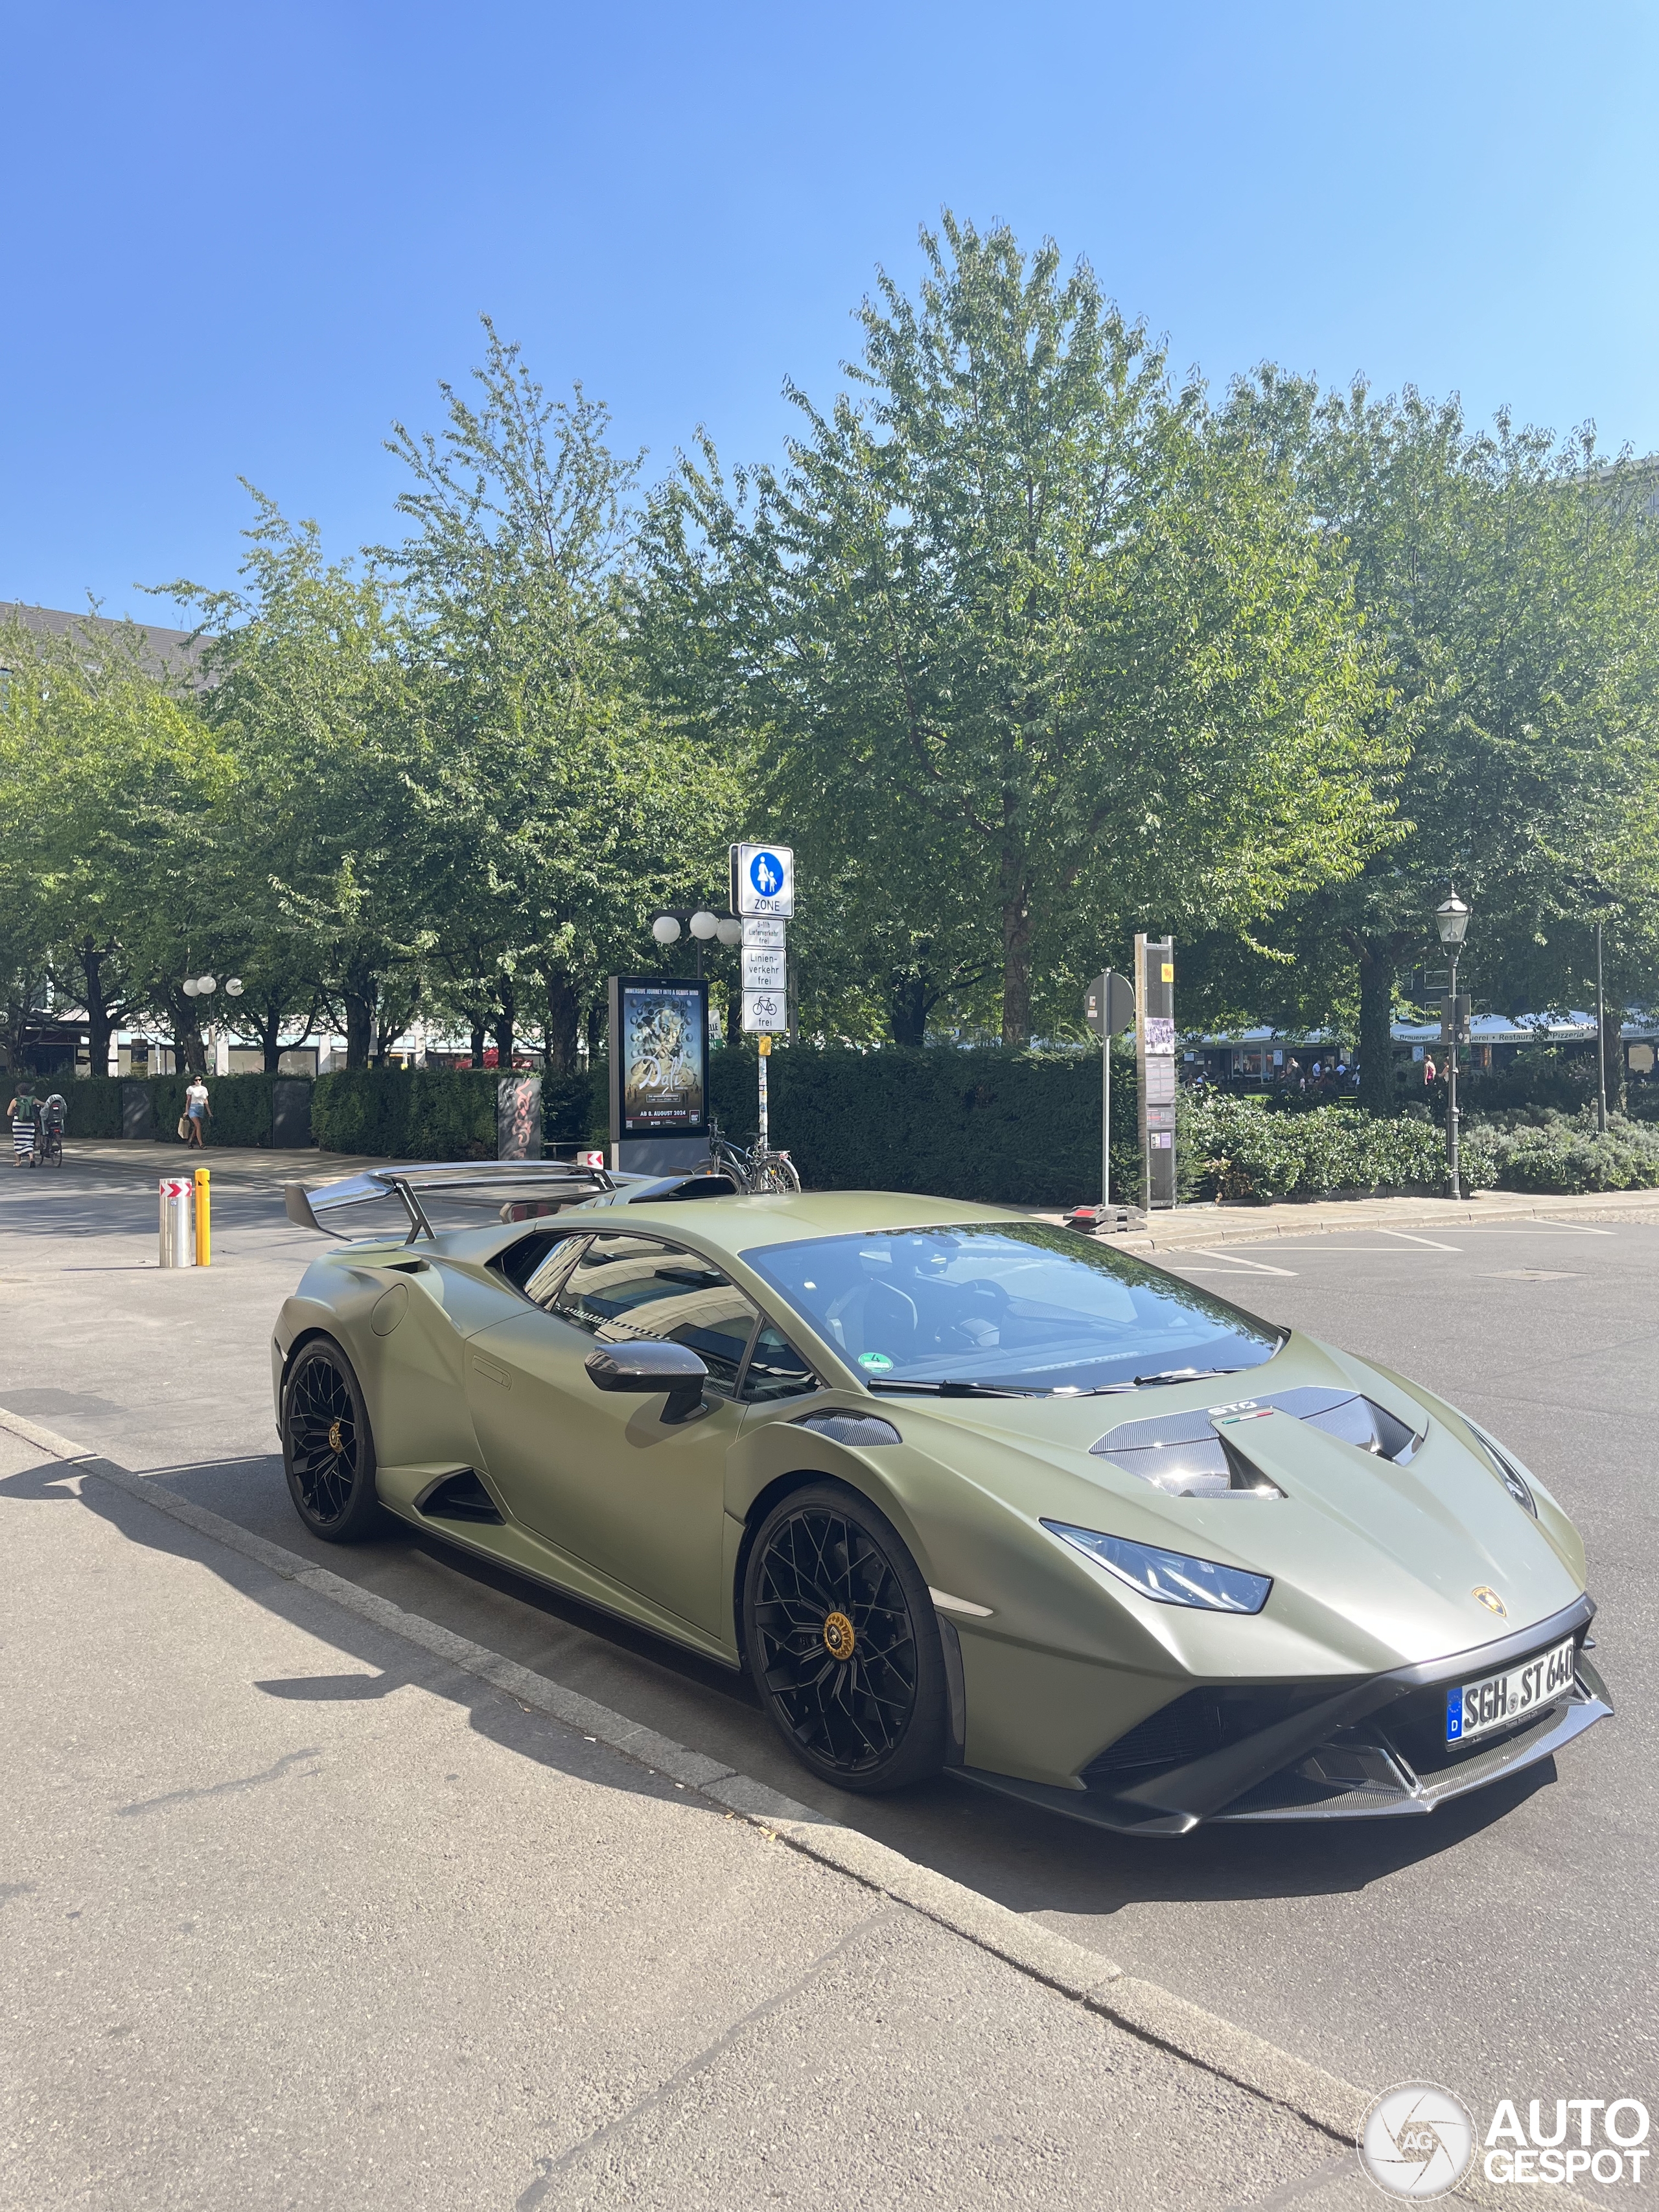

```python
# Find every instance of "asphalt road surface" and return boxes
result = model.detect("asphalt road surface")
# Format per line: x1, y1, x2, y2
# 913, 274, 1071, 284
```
4, 1144, 1653, 2180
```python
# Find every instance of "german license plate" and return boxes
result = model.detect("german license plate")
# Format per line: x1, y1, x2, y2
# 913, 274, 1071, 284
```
1446, 1637, 1577, 1745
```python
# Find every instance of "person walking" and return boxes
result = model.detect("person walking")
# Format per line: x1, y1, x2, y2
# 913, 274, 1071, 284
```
8, 1082, 40, 1166
183, 1073, 211, 1148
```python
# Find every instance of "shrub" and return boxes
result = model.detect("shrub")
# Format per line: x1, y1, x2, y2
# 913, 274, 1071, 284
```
708, 1043, 1142, 1207
1478, 1108, 1659, 1194
311, 1067, 501, 1159
1181, 1093, 1499, 1201
64, 1078, 124, 1137
64, 1071, 307, 1145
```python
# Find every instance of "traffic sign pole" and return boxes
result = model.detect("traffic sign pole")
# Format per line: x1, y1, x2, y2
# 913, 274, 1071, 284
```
1084, 972, 1136, 1213
732, 844, 795, 1155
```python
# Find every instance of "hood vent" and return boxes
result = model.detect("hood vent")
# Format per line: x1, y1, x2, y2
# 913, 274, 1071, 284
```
1092, 1387, 1422, 1500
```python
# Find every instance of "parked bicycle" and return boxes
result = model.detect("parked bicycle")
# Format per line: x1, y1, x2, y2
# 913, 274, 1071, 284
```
697, 1115, 801, 1194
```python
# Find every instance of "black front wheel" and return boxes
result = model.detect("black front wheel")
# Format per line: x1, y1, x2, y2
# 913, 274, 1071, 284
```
743, 1480, 946, 1793
282, 1340, 383, 1543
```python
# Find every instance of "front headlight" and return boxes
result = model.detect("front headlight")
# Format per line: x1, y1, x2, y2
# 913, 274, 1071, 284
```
1463, 1417, 1538, 1517
1042, 1519, 1272, 1614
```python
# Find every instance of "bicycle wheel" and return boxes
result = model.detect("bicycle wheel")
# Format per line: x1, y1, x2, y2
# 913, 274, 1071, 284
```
751, 1150, 800, 1194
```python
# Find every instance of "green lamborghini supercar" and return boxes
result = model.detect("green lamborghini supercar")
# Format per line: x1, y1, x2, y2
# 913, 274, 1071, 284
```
275, 1163, 1610, 1833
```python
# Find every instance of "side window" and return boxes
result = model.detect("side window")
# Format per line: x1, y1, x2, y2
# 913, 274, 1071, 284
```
740, 1322, 818, 1404
493, 1231, 588, 1308
550, 1235, 760, 1399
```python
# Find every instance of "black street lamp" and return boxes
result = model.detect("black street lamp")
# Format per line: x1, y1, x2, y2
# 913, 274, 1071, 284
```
1434, 890, 1471, 1199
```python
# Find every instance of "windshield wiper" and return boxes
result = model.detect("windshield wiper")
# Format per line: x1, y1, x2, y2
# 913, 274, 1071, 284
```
865, 1379, 1032, 1399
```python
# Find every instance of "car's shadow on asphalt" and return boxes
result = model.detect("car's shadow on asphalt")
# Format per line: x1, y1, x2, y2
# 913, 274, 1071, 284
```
1, 1448, 1564, 1929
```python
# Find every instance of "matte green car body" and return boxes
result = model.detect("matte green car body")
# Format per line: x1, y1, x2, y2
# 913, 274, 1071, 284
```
273, 1187, 1608, 1829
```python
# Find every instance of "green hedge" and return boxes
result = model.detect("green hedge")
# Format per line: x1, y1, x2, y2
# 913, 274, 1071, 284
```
63, 1072, 307, 1145
63, 1079, 124, 1137
310, 1068, 500, 1159
702, 1044, 1141, 1207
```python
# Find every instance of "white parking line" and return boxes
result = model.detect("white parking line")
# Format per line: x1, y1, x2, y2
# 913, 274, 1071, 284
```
1180, 1249, 1299, 1276
1375, 1227, 1461, 1251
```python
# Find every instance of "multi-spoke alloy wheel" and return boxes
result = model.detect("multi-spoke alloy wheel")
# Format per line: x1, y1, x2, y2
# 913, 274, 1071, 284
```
283, 1340, 382, 1543
743, 1481, 946, 1792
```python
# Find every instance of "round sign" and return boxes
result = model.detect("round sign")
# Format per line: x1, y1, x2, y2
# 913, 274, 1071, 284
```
1357, 2083, 1476, 2198
857, 1351, 894, 1372
749, 850, 785, 899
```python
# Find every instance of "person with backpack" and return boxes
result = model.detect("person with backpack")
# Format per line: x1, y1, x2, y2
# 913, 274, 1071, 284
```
7, 1082, 40, 1166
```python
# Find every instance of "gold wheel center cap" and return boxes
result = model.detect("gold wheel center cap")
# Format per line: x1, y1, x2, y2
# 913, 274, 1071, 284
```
822, 1611, 856, 1662
328, 1419, 345, 1455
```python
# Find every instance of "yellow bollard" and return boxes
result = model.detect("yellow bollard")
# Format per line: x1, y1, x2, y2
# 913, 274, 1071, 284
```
194, 1167, 211, 1267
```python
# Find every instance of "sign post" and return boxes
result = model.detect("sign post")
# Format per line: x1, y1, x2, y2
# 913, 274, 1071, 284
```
1084, 971, 1137, 1211
734, 844, 793, 1148
1134, 935, 1178, 1210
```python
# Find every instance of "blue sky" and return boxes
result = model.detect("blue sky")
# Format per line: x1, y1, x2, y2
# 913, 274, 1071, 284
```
5, 1, 1658, 623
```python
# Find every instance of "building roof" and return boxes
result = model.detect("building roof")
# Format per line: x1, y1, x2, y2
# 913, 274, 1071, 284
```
0, 601, 211, 684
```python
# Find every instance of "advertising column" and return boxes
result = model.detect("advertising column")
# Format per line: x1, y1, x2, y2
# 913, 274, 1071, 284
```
1135, 934, 1178, 1210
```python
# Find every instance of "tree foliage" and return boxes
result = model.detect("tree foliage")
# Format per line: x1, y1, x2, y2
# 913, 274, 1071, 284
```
638, 216, 1397, 1043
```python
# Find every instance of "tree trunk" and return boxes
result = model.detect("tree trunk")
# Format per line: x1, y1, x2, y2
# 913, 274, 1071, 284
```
888, 975, 929, 1050
261, 1003, 283, 1075
469, 1019, 486, 1069
493, 975, 516, 1071
78, 942, 120, 1080
342, 982, 375, 1071
585, 999, 604, 1062
999, 864, 1033, 1047
1602, 1001, 1627, 1115
1355, 935, 1397, 1117
543, 970, 580, 1075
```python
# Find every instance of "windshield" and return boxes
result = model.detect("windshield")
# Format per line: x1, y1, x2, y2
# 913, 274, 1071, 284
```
741, 1222, 1281, 1395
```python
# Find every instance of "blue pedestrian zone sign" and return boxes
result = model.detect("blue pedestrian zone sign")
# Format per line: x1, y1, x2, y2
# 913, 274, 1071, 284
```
732, 841, 795, 918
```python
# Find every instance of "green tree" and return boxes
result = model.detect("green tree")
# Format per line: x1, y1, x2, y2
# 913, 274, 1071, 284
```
377, 321, 739, 1071
639, 216, 1395, 1044
161, 496, 431, 1069
1222, 375, 1659, 1112
0, 609, 228, 1073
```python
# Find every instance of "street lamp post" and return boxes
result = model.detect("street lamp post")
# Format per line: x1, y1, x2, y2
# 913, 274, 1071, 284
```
650, 908, 742, 980
1434, 891, 1470, 1200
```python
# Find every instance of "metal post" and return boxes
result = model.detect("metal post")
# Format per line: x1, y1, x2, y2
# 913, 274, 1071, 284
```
1595, 922, 1608, 1134
1446, 950, 1461, 1202
159, 1176, 194, 1266
1102, 1034, 1111, 1211
757, 1034, 771, 1149
194, 1167, 211, 1266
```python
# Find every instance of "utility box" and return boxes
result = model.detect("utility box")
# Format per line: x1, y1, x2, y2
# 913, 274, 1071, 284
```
1439, 994, 1472, 1048
1135, 935, 1178, 1210
271, 1078, 313, 1148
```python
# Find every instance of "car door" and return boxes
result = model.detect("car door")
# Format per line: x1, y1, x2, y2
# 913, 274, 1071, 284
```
466, 1229, 761, 1638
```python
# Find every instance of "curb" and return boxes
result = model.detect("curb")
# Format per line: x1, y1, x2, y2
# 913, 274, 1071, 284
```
2, 1401, 1580, 2208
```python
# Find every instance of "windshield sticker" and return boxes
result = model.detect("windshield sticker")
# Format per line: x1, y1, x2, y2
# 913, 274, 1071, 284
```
858, 1352, 895, 1371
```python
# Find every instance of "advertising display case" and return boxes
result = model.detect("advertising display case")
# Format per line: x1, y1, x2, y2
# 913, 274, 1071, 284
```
607, 977, 711, 1168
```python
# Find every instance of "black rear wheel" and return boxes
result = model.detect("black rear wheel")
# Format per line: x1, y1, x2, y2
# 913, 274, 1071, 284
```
282, 1339, 382, 1542
743, 1480, 946, 1793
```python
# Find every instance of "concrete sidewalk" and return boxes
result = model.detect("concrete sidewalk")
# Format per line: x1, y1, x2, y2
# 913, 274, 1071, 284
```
1, 1421, 1362, 2212
1046, 1184, 1659, 1253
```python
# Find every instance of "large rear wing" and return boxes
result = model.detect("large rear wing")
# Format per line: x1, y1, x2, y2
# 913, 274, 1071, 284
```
283, 1159, 741, 1242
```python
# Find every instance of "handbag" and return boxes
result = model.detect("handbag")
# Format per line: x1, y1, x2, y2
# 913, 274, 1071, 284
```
177, 1115, 190, 1140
